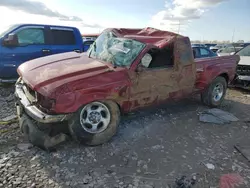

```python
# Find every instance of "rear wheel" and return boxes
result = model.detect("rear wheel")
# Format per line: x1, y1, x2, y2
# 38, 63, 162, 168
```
201, 76, 227, 107
68, 101, 120, 146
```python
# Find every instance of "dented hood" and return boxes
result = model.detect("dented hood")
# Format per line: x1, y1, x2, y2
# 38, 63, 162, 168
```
18, 52, 112, 90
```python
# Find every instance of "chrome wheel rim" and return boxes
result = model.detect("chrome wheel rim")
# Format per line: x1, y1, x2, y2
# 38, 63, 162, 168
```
212, 83, 224, 102
80, 102, 111, 134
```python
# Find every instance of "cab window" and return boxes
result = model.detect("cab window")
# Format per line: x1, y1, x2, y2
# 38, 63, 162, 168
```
16, 28, 45, 45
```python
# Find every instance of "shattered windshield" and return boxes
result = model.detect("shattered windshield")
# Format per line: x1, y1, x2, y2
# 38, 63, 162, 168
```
88, 31, 145, 67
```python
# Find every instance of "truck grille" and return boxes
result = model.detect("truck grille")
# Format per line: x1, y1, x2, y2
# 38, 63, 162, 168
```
236, 65, 250, 76
17, 78, 55, 114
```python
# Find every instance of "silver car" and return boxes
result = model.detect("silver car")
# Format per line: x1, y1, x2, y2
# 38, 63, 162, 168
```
210, 44, 226, 52
217, 46, 243, 56
234, 45, 250, 88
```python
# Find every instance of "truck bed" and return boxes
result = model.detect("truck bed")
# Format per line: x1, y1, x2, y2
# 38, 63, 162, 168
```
195, 55, 240, 90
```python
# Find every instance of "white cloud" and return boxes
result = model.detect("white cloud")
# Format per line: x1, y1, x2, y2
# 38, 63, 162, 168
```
0, 0, 104, 34
149, 0, 229, 33
0, 0, 84, 21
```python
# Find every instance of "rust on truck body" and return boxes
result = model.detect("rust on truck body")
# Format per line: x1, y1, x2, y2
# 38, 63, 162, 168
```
17, 27, 239, 115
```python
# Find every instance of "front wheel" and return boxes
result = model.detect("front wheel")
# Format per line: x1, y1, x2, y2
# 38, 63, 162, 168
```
201, 76, 227, 107
68, 100, 120, 146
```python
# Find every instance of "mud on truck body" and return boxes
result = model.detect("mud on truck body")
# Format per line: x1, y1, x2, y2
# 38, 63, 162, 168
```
15, 27, 240, 150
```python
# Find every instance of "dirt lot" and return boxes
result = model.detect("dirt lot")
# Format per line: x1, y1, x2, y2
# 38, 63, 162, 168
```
0, 85, 250, 188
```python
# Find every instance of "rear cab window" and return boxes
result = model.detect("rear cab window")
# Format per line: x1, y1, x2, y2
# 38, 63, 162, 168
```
50, 27, 76, 45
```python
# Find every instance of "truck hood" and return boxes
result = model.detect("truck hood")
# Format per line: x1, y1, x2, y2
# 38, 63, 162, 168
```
18, 52, 113, 91
238, 56, 250, 66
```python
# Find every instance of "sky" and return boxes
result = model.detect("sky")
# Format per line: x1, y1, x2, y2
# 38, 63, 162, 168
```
0, 0, 249, 41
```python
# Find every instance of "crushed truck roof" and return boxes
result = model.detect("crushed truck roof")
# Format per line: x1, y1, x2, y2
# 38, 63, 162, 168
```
104, 27, 185, 48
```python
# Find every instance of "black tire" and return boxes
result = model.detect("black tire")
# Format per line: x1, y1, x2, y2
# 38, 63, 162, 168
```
201, 76, 227, 107
68, 100, 120, 146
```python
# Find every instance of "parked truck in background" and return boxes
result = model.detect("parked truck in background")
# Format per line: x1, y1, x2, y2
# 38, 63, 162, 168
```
15, 27, 240, 149
0, 24, 84, 82
232, 45, 250, 89
82, 33, 99, 52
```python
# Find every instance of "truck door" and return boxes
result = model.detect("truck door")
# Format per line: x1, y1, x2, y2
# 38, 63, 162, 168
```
128, 44, 180, 110
0, 26, 51, 78
128, 37, 196, 110
48, 27, 82, 55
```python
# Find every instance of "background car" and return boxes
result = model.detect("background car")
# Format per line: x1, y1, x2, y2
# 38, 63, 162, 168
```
204, 43, 217, 48
217, 47, 243, 56
0, 23, 84, 82
217, 43, 247, 56
82, 33, 99, 42
210, 44, 227, 52
233, 45, 250, 89
241, 42, 250, 47
192, 46, 218, 59
82, 33, 99, 52
191, 43, 206, 48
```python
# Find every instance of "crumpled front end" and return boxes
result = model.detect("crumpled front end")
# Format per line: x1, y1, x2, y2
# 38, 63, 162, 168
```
15, 78, 71, 150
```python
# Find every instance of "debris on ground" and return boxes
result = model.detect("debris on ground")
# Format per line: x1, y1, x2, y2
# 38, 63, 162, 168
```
0, 86, 250, 187
0, 115, 18, 125
234, 144, 250, 163
205, 163, 215, 170
4, 95, 14, 102
199, 108, 239, 124
174, 175, 197, 188
19, 114, 69, 151
17, 143, 33, 151
219, 174, 244, 188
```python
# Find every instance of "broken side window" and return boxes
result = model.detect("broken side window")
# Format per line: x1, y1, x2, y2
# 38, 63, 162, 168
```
146, 44, 174, 69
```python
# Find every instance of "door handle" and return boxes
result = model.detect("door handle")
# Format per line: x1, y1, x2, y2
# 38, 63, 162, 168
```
74, 49, 80, 53
42, 49, 50, 53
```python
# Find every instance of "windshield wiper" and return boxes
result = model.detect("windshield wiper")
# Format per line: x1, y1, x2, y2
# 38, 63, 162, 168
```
112, 62, 117, 69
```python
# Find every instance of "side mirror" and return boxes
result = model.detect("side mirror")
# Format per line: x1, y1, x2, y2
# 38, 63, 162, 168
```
2, 33, 18, 47
230, 52, 235, 55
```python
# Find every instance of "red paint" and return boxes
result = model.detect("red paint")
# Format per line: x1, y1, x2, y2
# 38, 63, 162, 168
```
109, 27, 178, 47
195, 55, 240, 91
219, 174, 244, 188
17, 27, 239, 115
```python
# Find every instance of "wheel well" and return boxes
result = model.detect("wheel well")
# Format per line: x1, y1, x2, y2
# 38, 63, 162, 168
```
218, 73, 229, 84
79, 100, 122, 114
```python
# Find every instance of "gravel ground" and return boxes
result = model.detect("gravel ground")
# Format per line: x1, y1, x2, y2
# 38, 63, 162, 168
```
0, 85, 250, 188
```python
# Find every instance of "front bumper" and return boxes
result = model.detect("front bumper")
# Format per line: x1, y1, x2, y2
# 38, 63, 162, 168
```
238, 75, 250, 81
231, 75, 250, 90
15, 82, 71, 124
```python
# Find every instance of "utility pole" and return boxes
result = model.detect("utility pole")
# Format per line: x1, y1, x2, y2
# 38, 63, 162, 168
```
177, 20, 180, 34
231, 28, 235, 43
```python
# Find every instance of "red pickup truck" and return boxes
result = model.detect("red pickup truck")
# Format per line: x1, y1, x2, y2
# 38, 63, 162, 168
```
15, 27, 240, 149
